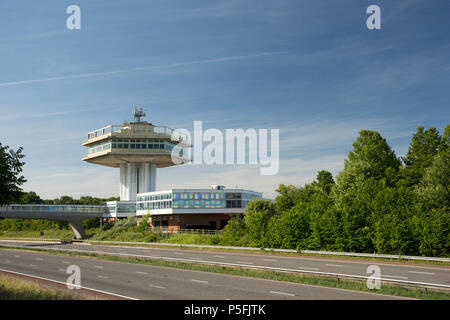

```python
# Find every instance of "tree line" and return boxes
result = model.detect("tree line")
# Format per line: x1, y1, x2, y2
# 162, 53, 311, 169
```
220, 125, 449, 257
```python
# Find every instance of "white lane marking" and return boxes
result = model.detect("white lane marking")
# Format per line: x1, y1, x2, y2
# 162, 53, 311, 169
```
326, 264, 344, 267
383, 275, 409, 279
13, 255, 20, 258
263, 259, 277, 262
189, 257, 202, 260
94, 265, 104, 269
149, 284, 166, 289
35, 257, 43, 261
0, 267, 138, 300
98, 275, 108, 279
270, 291, 295, 297
298, 266, 320, 271
214, 255, 225, 258
29, 264, 37, 267
61, 261, 70, 264
191, 279, 208, 284
136, 271, 148, 275
409, 271, 435, 275
172, 252, 183, 255
236, 261, 253, 264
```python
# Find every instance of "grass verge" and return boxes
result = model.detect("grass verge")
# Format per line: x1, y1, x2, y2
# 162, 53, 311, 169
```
0, 273, 84, 300
1, 246, 449, 300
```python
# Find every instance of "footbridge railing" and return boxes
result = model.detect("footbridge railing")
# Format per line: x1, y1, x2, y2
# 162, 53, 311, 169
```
0, 204, 107, 214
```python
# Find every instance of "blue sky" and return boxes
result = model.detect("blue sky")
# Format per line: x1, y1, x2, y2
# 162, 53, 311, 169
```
0, 0, 449, 199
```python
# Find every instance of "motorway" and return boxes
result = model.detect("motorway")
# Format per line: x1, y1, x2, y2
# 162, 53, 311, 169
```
0, 240, 449, 299
0, 246, 403, 300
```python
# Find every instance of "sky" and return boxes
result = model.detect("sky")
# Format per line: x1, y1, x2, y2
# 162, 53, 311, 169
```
0, 0, 449, 200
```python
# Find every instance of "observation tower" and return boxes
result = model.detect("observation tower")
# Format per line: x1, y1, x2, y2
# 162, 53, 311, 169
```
82, 108, 189, 201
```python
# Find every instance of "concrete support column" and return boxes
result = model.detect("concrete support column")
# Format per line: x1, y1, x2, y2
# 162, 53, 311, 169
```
120, 163, 127, 200
119, 162, 157, 200
127, 163, 137, 201
138, 163, 146, 195
145, 163, 156, 192
69, 220, 86, 240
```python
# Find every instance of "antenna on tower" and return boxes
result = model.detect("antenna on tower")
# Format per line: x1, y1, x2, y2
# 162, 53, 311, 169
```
133, 107, 146, 123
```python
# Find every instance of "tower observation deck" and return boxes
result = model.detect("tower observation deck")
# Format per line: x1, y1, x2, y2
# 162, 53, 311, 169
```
82, 108, 190, 201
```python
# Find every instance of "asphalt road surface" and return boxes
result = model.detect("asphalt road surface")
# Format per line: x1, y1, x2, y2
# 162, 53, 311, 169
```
0, 247, 408, 300
1, 240, 448, 288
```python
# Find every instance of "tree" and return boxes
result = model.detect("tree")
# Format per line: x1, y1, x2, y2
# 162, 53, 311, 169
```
316, 170, 335, 194
402, 126, 441, 186
334, 130, 400, 202
274, 184, 302, 212
220, 213, 249, 246
346, 130, 400, 180
54, 196, 77, 205
416, 140, 450, 209
439, 124, 450, 152
244, 199, 276, 247
0, 142, 26, 204
19, 191, 44, 204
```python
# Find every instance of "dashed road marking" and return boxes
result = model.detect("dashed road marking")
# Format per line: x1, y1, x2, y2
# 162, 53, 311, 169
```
35, 257, 43, 261
191, 279, 208, 284
214, 255, 225, 258
94, 265, 104, 269
136, 271, 148, 275
383, 275, 408, 279
409, 271, 435, 275
98, 275, 108, 279
326, 264, 344, 267
270, 291, 295, 297
29, 264, 37, 267
149, 284, 166, 289
298, 266, 320, 271
236, 261, 254, 264
263, 259, 277, 262
62, 261, 70, 264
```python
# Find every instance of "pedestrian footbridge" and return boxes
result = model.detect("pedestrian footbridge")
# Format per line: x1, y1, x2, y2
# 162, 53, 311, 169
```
0, 204, 107, 239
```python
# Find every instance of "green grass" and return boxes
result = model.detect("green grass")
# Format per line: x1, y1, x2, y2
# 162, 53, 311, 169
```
0, 273, 85, 300
2, 246, 449, 300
